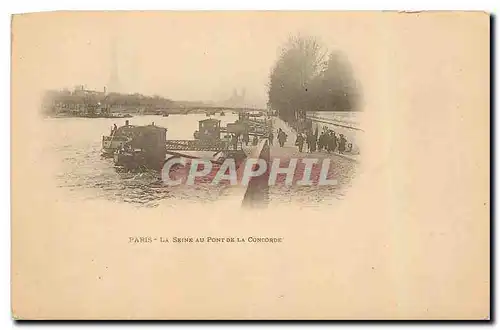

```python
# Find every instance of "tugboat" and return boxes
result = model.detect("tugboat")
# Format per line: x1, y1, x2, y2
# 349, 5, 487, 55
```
176, 118, 246, 165
102, 120, 163, 158
113, 123, 168, 171
104, 118, 249, 174
248, 111, 264, 118
193, 118, 222, 140
102, 120, 133, 156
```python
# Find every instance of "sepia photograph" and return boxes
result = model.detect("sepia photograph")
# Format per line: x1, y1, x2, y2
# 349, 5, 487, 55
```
36, 14, 362, 208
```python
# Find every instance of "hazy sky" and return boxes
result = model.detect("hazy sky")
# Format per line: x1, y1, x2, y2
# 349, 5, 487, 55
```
13, 12, 378, 108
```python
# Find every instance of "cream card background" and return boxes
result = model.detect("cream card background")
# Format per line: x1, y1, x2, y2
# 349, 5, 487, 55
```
11, 11, 489, 319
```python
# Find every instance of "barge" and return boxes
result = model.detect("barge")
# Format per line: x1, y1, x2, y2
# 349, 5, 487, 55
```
102, 118, 248, 172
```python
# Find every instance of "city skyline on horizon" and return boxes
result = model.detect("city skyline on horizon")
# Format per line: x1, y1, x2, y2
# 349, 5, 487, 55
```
53, 36, 264, 108
49, 28, 270, 108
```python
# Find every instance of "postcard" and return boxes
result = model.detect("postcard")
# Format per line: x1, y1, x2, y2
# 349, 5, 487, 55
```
11, 11, 490, 320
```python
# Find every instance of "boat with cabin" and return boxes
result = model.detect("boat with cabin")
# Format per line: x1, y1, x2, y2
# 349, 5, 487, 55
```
113, 124, 168, 171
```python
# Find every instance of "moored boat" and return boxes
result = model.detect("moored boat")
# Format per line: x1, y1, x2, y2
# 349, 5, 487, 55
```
112, 124, 168, 171
102, 120, 154, 157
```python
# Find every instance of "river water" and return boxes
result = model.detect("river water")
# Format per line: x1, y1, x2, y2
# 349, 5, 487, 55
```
43, 113, 358, 208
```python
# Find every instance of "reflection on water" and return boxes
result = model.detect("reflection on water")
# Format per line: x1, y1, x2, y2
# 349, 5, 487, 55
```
45, 114, 357, 208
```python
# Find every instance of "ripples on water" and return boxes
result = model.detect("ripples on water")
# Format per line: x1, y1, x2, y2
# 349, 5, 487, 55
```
46, 114, 357, 208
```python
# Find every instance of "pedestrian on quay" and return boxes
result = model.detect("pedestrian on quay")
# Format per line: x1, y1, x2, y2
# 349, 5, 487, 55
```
295, 133, 305, 152
243, 133, 250, 146
252, 135, 259, 146
268, 131, 274, 145
322, 131, 329, 152
231, 134, 238, 150
338, 134, 347, 154
318, 132, 325, 151
330, 131, 337, 153
325, 131, 333, 153
278, 129, 287, 147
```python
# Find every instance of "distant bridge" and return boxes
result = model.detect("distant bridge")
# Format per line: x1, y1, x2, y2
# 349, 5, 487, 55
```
167, 106, 267, 114
306, 113, 362, 132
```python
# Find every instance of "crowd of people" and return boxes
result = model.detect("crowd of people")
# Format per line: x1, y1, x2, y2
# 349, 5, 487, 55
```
270, 127, 355, 155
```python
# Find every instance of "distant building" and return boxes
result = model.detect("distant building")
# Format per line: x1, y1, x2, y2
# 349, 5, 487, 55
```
72, 85, 105, 98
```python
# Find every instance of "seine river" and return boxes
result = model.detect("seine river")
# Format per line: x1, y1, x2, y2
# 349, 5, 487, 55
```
42, 113, 358, 208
